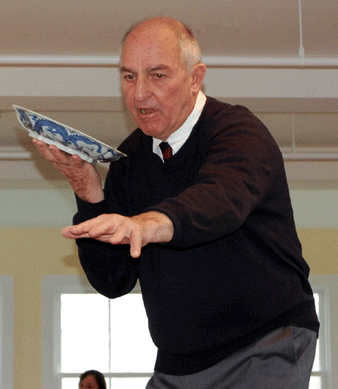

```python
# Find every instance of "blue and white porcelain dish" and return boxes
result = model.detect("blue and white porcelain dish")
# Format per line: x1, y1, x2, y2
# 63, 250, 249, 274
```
13, 105, 127, 165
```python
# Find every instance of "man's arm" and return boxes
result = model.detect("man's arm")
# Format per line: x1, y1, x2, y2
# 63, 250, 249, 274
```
145, 110, 279, 248
33, 139, 104, 203
62, 211, 174, 258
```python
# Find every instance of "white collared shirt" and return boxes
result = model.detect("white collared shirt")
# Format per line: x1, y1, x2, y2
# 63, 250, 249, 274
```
153, 91, 207, 162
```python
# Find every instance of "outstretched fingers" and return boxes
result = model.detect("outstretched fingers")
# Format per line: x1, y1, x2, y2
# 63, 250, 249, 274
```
62, 214, 146, 258
62, 223, 90, 239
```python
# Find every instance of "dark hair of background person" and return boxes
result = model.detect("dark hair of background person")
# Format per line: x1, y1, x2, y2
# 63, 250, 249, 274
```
79, 370, 107, 389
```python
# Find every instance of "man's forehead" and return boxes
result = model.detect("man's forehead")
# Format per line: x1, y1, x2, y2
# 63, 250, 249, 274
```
122, 25, 180, 56
120, 26, 183, 72
121, 45, 182, 73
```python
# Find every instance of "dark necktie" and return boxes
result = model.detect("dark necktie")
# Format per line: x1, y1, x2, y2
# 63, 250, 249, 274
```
159, 142, 172, 160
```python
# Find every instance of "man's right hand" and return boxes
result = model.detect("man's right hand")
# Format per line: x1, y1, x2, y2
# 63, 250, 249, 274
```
33, 139, 104, 203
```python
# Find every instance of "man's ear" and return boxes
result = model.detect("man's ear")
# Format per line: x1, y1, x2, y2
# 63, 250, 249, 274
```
191, 63, 207, 94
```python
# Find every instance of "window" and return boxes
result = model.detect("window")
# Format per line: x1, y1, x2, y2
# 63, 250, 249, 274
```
43, 276, 156, 389
0, 275, 14, 389
309, 274, 338, 389
309, 290, 328, 389
44, 275, 337, 389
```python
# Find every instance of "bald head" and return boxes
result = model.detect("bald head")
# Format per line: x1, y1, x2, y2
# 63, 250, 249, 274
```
120, 17, 206, 140
122, 17, 203, 73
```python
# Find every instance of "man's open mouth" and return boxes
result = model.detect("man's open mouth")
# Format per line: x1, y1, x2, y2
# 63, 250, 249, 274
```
140, 108, 157, 114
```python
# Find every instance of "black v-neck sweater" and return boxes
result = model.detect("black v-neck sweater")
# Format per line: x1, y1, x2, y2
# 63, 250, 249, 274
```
75, 97, 319, 375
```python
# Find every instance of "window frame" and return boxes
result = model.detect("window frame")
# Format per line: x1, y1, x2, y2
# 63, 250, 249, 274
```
310, 287, 329, 388
309, 274, 338, 389
42, 275, 152, 389
43, 274, 337, 389
0, 275, 14, 389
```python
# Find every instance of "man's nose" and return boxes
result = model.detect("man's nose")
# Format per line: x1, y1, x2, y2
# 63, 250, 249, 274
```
134, 77, 152, 101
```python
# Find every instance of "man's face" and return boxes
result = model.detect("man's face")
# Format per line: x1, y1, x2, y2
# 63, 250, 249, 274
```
120, 23, 198, 141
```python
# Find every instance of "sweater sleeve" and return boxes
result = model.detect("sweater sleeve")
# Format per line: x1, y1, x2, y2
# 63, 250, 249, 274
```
147, 108, 281, 247
73, 187, 139, 299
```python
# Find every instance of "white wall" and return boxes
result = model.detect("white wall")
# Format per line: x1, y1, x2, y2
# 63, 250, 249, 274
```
1, 180, 338, 229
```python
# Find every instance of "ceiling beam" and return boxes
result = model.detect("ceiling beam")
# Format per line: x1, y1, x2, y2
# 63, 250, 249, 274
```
1, 67, 338, 102
1, 54, 338, 68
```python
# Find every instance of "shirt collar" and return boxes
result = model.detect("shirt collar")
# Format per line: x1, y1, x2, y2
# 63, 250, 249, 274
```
153, 91, 207, 160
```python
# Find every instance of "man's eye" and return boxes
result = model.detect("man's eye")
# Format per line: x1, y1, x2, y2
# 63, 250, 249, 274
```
154, 73, 164, 79
124, 74, 135, 81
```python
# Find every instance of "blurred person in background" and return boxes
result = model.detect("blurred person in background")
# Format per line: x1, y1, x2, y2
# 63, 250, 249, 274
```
79, 370, 106, 389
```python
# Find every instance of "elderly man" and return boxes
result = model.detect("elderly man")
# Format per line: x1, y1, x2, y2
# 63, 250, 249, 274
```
34, 17, 319, 389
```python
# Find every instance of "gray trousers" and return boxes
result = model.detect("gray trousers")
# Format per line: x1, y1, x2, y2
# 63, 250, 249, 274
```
145, 326, 317, 389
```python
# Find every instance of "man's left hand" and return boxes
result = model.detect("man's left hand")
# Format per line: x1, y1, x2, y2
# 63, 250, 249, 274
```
62, 211, 174, 258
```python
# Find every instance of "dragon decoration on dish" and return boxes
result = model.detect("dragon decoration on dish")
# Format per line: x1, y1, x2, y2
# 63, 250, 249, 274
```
17, 108, 103, 155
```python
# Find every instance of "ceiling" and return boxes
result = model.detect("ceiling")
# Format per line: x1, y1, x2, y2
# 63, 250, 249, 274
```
1, 0, 338, 167
1, 0, 338, 58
